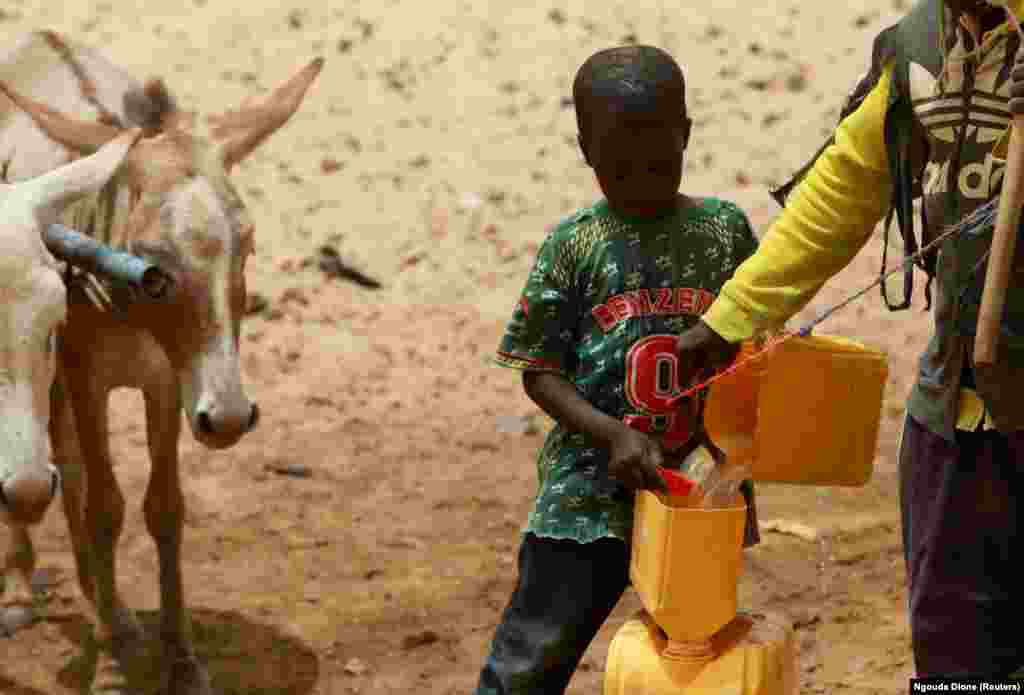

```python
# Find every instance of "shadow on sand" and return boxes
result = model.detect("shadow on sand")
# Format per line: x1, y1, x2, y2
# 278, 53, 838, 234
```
2, 606, 319, 695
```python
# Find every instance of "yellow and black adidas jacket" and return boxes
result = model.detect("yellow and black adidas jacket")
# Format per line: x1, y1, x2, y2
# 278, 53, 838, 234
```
703, 0, 1024, 440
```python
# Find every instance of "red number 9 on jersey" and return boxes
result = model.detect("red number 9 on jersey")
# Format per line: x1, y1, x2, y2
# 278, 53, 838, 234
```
623, 335, 698, 451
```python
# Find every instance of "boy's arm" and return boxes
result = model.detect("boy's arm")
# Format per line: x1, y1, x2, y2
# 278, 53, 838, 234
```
702, 62, 896, 342
493, 227, 668, 493
522, 372, 625, 449
523, 372, 668, 493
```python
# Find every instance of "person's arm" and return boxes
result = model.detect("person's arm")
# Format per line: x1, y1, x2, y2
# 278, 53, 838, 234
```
702, 62, 897, 342
493, 226, 668, 493
523, 372, 624, 449
522, 372, 668, 493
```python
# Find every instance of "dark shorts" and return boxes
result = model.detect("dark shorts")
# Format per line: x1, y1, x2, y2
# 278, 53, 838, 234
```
472, 533, 630, 695
899, 413, 1024, 678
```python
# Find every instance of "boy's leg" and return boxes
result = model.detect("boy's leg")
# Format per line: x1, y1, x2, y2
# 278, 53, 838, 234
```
473, 532, 630, 695
899, 413, 1024, 677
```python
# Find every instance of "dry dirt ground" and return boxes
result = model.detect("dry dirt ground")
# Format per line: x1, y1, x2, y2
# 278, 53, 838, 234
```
2, 0, 938, 693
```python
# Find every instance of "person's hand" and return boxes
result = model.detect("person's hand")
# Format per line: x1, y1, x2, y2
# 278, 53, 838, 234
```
607, 425, 669, 493
1011, 45, 1024, 116
675, 320, 741, 387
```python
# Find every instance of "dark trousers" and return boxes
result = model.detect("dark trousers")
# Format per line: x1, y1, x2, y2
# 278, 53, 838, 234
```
472, 533, 631, 695
899, 413, 1024, 678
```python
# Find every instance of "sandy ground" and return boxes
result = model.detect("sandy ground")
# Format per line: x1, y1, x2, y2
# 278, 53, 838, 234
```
0, 0, 940, 692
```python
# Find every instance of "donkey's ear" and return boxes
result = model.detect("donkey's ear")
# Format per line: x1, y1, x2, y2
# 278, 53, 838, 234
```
25, 129, 142, 218
209, 57, 324, 171
0, 79, 125, 154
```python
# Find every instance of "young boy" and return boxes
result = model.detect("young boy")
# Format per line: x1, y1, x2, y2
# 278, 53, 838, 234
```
474, 45, 761, 695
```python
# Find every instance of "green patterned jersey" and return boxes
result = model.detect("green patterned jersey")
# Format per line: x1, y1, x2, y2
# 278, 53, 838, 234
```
494, 197, 759, 543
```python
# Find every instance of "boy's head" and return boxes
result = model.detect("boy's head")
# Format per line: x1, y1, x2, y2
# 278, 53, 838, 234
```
945, 0, 1005, 25
946, 0, 999, 13
573, 45, 691, 219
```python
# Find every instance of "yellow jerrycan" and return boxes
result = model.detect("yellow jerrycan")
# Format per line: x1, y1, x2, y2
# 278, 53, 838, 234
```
629, 490, 746, 644
703, 334, 889, 486
604, 610, 797, 695
612, 490, 797, 694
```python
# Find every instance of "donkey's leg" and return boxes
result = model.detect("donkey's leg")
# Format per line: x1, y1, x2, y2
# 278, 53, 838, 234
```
51, 371, 96, 612
65, 374, 146, 675
143, 377, 212, 695
53, 384, 139, 695
0, 524, 40, 635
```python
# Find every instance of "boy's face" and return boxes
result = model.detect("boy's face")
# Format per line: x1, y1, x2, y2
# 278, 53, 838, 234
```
579, 107, 691, 219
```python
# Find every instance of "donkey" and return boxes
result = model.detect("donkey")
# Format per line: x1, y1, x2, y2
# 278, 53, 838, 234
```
0, 30, 322, 695
1, 129, 140, 636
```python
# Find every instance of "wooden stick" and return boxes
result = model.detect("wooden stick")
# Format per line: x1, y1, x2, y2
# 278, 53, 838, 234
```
975, 111, 1024, 366
977, 3, 1024, 365
70, 267, 109, 313
80, 282, 106, 312
84, 272, 113, 310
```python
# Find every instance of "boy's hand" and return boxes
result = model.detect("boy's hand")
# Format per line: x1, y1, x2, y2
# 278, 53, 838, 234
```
608, 425, 670, 493
675, 320, 740, 385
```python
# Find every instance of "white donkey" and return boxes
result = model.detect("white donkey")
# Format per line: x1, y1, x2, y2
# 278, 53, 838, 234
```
0, 129, 141, 636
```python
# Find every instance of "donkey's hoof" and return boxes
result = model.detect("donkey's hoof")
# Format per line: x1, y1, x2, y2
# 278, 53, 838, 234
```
167, 656, 214, 695
106, 628, 149, 666
91, 685, 140, 695
0, 603, 37, 636
111, 607, 147, 646
91, 650, 141, 695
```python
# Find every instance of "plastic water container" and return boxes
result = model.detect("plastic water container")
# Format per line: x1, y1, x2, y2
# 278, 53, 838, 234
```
702, 334, 889, 486
630, 490, 746, 645
604, 610, 797, 695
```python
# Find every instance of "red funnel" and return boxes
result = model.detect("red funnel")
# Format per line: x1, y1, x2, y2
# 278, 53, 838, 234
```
658, 468, 695, 497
